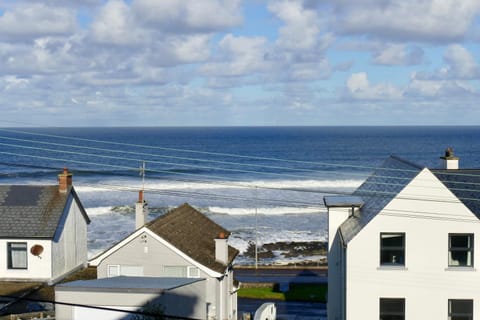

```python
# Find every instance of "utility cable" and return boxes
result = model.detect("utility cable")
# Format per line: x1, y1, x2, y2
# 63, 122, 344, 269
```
0, 294, 201, 320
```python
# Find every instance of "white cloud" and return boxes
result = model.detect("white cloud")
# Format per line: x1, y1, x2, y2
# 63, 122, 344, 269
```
345, 72, 403, 100
332, 0, 480, 42
414, 45, 480, 80
373, 44, 424, 65
443, 44, 480, 79
268, 0, 322, 50
0, 3, 77, 40
132, 0, 242, 33
201, 34, 270, 77
90, 0, 146, 46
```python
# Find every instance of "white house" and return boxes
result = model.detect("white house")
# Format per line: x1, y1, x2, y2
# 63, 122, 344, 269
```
0, 168, 90, 283
325, 149, 480, 320
56, 199, 239, 320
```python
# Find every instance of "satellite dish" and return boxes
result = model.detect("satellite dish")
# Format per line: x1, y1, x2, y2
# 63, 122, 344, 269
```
30, 244, 44, 256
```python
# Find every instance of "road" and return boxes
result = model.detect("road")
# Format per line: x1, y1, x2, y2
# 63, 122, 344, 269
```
236, 267, 327, 319
235, 267, 327, 284
238, 299, 327, 320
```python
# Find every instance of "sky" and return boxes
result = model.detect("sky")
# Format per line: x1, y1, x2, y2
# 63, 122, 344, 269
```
0, 0, 480, 126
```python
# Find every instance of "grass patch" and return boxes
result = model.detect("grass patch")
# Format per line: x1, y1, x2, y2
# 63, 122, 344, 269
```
238, 283, 327, 302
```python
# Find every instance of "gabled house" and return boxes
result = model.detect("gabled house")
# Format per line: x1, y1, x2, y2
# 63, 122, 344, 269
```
0, 168, 90, 283
56, 199, 239, 320
325, 149, 480, 320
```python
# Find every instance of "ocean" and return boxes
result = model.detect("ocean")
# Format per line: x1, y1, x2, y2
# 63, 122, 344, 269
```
0, 126, 479, 264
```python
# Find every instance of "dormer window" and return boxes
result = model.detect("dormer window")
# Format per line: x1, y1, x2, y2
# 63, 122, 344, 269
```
380, 233, 405, 266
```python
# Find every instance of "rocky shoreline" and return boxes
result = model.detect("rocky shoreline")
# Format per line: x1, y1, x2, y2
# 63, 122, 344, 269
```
238, 241, 327, 266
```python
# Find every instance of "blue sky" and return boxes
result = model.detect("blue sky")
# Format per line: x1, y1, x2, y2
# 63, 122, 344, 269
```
0, 0, 479, 126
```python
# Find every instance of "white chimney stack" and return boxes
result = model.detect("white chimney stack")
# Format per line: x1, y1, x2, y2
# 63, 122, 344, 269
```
135, 190, 148, 229
440, 147, 459, 170
214, 232, 229, 265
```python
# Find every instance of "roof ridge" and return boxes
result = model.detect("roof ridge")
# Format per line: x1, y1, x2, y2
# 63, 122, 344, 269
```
389, 155, 423, 169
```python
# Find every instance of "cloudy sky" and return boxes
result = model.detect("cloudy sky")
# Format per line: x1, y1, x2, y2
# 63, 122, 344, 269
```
1, 0, 480, 126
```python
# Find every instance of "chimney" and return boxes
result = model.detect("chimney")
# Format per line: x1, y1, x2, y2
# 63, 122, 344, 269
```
440, 147, 459, 170
135, 190, 148, 229
58, 168, 72, 193
214, 232, 229, 265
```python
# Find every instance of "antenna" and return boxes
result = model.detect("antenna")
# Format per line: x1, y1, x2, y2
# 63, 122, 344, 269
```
139, 161, 146, 191
255, 186, 258, 270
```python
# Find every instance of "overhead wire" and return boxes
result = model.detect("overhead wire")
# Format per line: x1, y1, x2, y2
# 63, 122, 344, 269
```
1, 129, 479, 184
2, 153, 480, 212
0, 294, 201, 320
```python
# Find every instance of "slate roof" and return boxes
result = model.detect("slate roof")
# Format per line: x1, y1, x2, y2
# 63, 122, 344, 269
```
56, 276, 204, 293
338, 156, 423, 244
0, 185, 89, 239
432, 169, 480, 219
147, 203, 239, 274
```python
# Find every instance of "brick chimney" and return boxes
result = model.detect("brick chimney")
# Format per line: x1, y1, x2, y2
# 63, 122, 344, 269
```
440, 147, 459, 170
135, 190, 148, 229
58, 168, 72, 193
214, 232, 229, 265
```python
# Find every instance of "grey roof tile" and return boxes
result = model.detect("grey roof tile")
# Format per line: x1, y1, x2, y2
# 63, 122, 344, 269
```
432, 169, 480, 219
339, 156, 423, 244
146, 203, 239, 274
0, 185, 89, 239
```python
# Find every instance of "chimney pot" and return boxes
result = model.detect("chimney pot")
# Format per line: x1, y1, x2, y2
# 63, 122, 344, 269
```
440, 147, 459, 170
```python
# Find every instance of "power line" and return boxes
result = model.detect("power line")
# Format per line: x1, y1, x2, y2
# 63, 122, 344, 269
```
3, 137, 480, 198
0, 127, 431, 174
1, 131, 479, 187
0, 294, 201, 320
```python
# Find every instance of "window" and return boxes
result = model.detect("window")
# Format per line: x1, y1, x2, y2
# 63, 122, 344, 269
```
7, 242, 27, 269
449, 234, 474, 267
107, 265, 120, 277
380, 298, 405, 320
449, 299, 473, 320
107, 265, 144, 277
163, 266, 188, 277
188, 266, 200, 278
380, 233, 405, 266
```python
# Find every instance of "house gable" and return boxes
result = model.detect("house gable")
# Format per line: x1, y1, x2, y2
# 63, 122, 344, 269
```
339, 156, 423, 244
0, 185, 89, 240
90, 228, 223, 278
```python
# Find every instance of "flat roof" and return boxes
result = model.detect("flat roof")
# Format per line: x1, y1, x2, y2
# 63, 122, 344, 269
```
323, 196, 364, 208
56, 276, 205, 293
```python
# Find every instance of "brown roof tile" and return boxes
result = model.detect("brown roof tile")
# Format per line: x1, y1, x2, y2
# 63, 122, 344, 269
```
146, 203, 239, 274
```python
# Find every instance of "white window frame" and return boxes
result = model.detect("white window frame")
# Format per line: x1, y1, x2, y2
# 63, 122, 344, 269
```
107, 264, 120, 277
7, 242, 28, 270
188, 266, 200, 278
380, 233, 405, 266
449, 234, 474, 267
448, 299, 473, 320
379, 298, 405, 320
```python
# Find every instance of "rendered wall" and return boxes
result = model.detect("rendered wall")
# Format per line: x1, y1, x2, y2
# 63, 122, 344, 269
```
97, 232, 225, 318
56, 280, 206, 320
345, 169, 480, 320
327, 207, 350, 320
0, 239, 52, 280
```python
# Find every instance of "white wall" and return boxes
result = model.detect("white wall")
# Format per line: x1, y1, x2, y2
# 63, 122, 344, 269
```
345, 169, 480, 320
327, 207, 350, 320
56, 280, 207, 320
0, 239, 52, 280
96, 231, 232, 319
